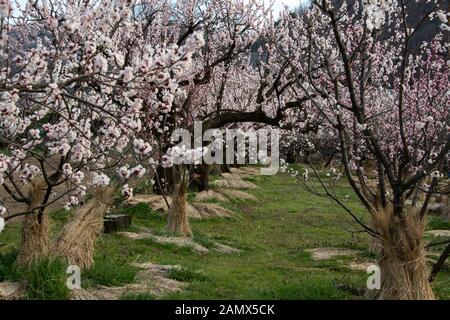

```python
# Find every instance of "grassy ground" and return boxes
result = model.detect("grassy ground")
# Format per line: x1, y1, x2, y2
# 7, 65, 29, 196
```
0, 168, 449, 299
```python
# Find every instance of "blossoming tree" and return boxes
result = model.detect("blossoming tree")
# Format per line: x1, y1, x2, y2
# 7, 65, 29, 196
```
0, 0, 201, 265
274, 0, 449, 299
138, 0, 279, 236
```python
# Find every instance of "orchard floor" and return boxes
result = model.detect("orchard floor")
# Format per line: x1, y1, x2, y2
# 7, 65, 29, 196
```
1, 167, 449, 300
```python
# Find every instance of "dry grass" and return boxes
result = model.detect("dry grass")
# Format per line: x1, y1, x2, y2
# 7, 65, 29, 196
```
71, 263, 185, 300
118, 230, 209, 253
425, 230, 450, 237
194, 190, 229, 202
229, 167, 261, 177
194, 188, 257, 203
127, 195, 201, 218
0, 281, 26, 300
211, 173, 258, 190
127, 194, 236, 219
216, 189, 257, 201
16, 179, 51, 265
192, 203, 234, 218
348, 261, 376, 272
128, 194, 170, 211
53, 187, 115, 269
213, 243, 240, 254
306, 247, 359, 261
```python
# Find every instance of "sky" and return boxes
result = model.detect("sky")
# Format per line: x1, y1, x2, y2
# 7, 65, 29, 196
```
270, 0, 309, 17
13, 0, 309, 17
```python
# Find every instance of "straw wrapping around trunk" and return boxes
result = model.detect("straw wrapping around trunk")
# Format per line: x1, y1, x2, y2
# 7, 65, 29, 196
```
372, 209, 435, 300
16, 179, 51, 265
166, 183, 192, 237
53, 187, 115, 269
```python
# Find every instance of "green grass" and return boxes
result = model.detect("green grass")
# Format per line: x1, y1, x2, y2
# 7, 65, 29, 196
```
17, 257, 71, 300
0, 251, 72, 299
168, 267, 208, 282
0, 250, 19, 282
427, 216, 450, 231
83, 253, 138, 287
0, 167, 448, 299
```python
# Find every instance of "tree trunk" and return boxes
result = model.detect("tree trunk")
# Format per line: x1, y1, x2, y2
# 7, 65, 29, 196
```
153, 165, 175, 195
16, 179, 50, 265
189, 164, 210, 192
166, 181, 192, 237
319, 157, 326, 170
392, 188, 404, 217
198, 164, 209, 191
221, 164, 231, 173
324, 151, 336, 168
372, 209, 435, 300
430, 243, 450, 282
209, 164, 222, 175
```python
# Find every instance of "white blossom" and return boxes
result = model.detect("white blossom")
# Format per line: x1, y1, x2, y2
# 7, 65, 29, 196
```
130, 165, 146, 178
121, 184, 133, 200
93, 54, 108, 73
431, 171, 442, 179
436, 11, 448, 23
92, 173, 110, 186
118, 166, 131, 179
133, 139, 152, 155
